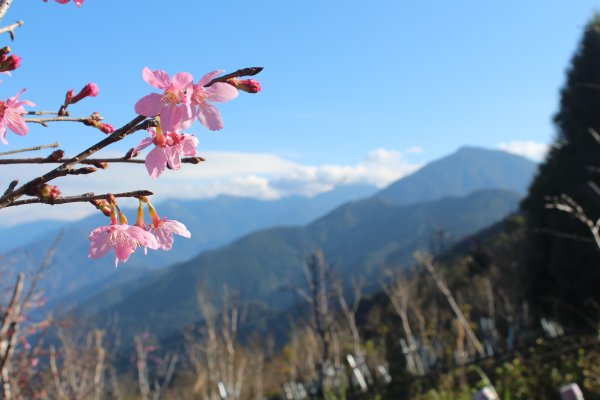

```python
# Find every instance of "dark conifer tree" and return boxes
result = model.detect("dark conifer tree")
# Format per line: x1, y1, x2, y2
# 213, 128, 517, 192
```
521, 15, 600, 326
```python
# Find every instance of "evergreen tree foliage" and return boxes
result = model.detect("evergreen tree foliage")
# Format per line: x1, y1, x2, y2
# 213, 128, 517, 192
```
522, 15, 600, 325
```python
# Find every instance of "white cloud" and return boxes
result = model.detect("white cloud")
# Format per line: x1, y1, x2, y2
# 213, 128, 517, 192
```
0, 148, 422, 226
498, 140, 549, 162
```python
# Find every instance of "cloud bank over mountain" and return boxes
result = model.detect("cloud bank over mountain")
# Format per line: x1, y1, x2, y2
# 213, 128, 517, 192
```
498, 140, 549, 161
1, 148, 422, 226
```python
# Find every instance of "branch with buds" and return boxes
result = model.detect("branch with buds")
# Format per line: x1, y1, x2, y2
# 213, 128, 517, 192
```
0, 0, 263, 268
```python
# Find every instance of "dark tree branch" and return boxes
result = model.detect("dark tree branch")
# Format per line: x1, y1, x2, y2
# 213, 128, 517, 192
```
0, 156, 205, 165
205, 67, 263, 87
0, 115, 148, 208
5, 189, 153, 207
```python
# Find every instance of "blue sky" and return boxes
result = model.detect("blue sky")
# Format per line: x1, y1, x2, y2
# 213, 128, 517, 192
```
1, 1, 599, 224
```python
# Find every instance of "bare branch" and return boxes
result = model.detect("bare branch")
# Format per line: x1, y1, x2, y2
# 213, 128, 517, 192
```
26, 111, 60, 116
0, 114, 147, 208
205, 67, 263, 87
5, 189, 153, 207
0, 156, 204, 165
416, 253, 486, 358
0, 142, 59, 157
546, 193, 600, 248
24, 117, 96, 125
589, 127, 600, 145
0, 19, 22, 37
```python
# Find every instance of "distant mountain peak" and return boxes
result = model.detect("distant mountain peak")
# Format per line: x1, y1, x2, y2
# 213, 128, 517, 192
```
376, 146, 536, 205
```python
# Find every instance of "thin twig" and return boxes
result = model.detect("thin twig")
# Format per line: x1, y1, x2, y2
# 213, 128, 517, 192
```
588, 181, 600, 201
536, 227, 596, 244
4, 189, 153, 207
24, 117, 92, 125
0, 142, 59, 157
26, 111, 60, 116
0, 19, 22, 38
546, 193, 600, 248
417, 253, 486, 358
589, 128, 600, 146
0, 114, 147, 208
205, 67, 263, 87
0, 156, 205, 165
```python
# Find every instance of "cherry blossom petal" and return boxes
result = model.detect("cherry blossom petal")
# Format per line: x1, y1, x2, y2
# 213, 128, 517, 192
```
161, 105, 192, 132
126, 225, 159, 249
196, 103, 223, 131
134, 93, 163, 117
154, 228, 175, 251
0, 128, 8, 145
5, 113, 28, 136
114, 241, 133, 266
205, 82, 238, 103
163, 220, 191, 238
171, 72, 194, 90
165, 146, 182, 170
145, 147, 167, 179
134, 137, 154, 153
198, 70, 224, 87
88, 227, 111, 259
142, 67, 170, 89
180, 135, 198, 156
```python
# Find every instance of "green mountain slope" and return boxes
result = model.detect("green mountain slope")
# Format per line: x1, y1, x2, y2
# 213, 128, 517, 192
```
82, 188, 521, 339
6, 184, 377, 306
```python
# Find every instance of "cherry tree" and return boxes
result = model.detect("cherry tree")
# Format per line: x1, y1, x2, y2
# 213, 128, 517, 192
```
0, 0, 262, 267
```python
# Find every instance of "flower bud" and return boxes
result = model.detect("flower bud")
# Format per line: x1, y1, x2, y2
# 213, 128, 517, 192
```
36, 184, 61, 201
0, 54, 21, 73
64, 89, 74, 107
46, 149, 64, 161
125, 148, 139, 159
92, 161, 109, 169
0, 46, 11, 56
226, 78, 261, 93
71, 166, 97, 175
92, 199, 111, 216
84, 116, 115, 134
188, 156, 205, 164
69, 83, 99, 104
97, 123, 115, 134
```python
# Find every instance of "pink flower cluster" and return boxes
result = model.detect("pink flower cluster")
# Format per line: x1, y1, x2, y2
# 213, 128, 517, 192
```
134, 126, 198, 179
133, 67, 260, 179
135, 67, 238, 132
89, 197, 190, 267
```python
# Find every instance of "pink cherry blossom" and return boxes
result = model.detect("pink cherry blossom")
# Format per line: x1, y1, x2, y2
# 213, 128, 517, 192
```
134, 126, 199, 179
89, 223, 158, 267
134, 67, 195, 132
0, 89, 34, 145
150, 218, 191, 251
192, 70, 238, 131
